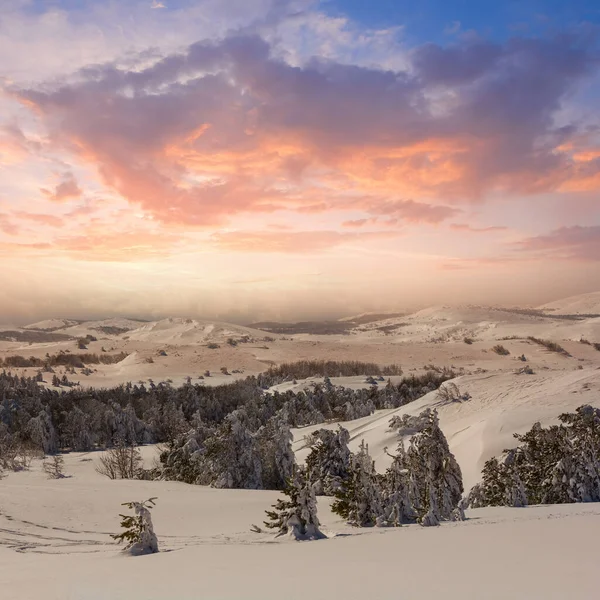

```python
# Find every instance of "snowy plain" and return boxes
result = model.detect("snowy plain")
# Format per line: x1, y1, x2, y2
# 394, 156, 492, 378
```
2, 297, 600, 599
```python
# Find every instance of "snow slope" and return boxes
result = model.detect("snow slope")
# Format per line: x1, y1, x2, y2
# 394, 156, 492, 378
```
292, 368, 600, 490
539, 291, 600, 314
1, 452, 599, 600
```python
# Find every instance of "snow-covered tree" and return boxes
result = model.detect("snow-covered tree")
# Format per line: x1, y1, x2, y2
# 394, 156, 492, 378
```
264, 468, 325, 540
305, 426, 351, 495
331, 440, 384, 527
111, 498, 159, 555
27, 409, 58, 455
469, 405, 600, 507
395, 408, 464, 525
255, 417, 296, 490
197, 410, 263, 489
61, 406, 93, 451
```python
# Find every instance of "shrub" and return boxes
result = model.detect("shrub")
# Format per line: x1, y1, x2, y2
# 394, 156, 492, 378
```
43, 455, 66, 479
207, 343, 220, 349
436, 382, 471, 403
492, 344, 510, 356
527, 337, 571, 356
463, 337, 474, 345
96, 444, 143, 480
260, 360, 402, 383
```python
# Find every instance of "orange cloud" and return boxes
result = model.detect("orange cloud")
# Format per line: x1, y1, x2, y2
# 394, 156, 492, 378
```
14, 212, 64, 227
211, 229, 400, 253
53, 230, 180, 261
12, 32, 600, 233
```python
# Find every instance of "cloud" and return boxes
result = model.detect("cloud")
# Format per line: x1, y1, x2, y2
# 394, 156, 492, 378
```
211, 229, 399, 253
13, 212, 64, 227
449, 223, 508, 233
0, 124, 39, 165
9, 27, 600, 231
444, 21, 461, 36
151, 1, 166, 8
0, 214, 19, 235
515, 225, 600, 261
41, 173, 83, 202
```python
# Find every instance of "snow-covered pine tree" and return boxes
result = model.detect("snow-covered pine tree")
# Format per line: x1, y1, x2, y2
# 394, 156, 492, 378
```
27, 409, 58, 455
255, 417, 296, 490
197, 410, 263, 489
401, 408, 464, 525
111, 497, 159, 555
331, 440, 384, 527
264, 467, 325, 540
556, 405, 600, 502
380, 441, 417, 526
305, 426, 351, 495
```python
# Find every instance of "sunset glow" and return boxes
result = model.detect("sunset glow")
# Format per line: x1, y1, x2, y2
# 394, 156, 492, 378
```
1, 0, 599, 322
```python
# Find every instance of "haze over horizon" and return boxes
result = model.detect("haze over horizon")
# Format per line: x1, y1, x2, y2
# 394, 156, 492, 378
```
1, 0, 600, 323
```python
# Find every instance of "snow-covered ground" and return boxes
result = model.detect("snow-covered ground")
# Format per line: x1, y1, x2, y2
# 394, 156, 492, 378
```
1, 451, 599, 600
2, 293, 600, 598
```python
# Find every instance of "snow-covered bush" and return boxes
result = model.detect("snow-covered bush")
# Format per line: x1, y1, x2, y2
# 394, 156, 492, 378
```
111, 498, 159, 555
436, 382, 471, 403
264, 468, 325, 540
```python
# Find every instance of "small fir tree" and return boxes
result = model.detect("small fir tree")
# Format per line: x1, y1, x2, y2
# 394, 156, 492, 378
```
264, 468, 325, 540
111, 497, 159, 555
43, 455, 66, 479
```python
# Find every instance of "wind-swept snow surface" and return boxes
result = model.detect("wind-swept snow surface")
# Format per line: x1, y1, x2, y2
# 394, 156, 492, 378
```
1, 453, 600, 600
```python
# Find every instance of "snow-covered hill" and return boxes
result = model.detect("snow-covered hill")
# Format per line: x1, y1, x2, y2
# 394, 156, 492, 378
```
292, 368, 600, 490
538, 291, 600, 314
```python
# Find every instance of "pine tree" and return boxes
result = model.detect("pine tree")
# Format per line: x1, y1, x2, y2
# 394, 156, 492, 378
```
399, 409, 464, 525
331, 441, 384, 527
305, 426, 351, 495
256, 417, 296, 490
381, 442, 416, 526
264, 468, 325, 540
197, 410, 263, 489
111, 497, 159, 555
27, 409, 58, 455
43, 455, 66, 479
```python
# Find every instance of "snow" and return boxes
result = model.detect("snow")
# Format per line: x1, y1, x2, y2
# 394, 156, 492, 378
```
2, 292, 600, 598
1, 452, 600, 599
538, 291, 600, 314
292, 368, 600, 490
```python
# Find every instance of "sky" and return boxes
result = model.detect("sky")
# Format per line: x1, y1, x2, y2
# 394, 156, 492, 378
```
1, 0, 599, 323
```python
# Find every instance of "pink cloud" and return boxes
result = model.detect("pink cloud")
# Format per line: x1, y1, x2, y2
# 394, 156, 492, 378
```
0, 214, 19, 235
449, 223, 508, 233
515, 225, 600, 261
11, 31, 600, 229
41, 172, 83, 202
